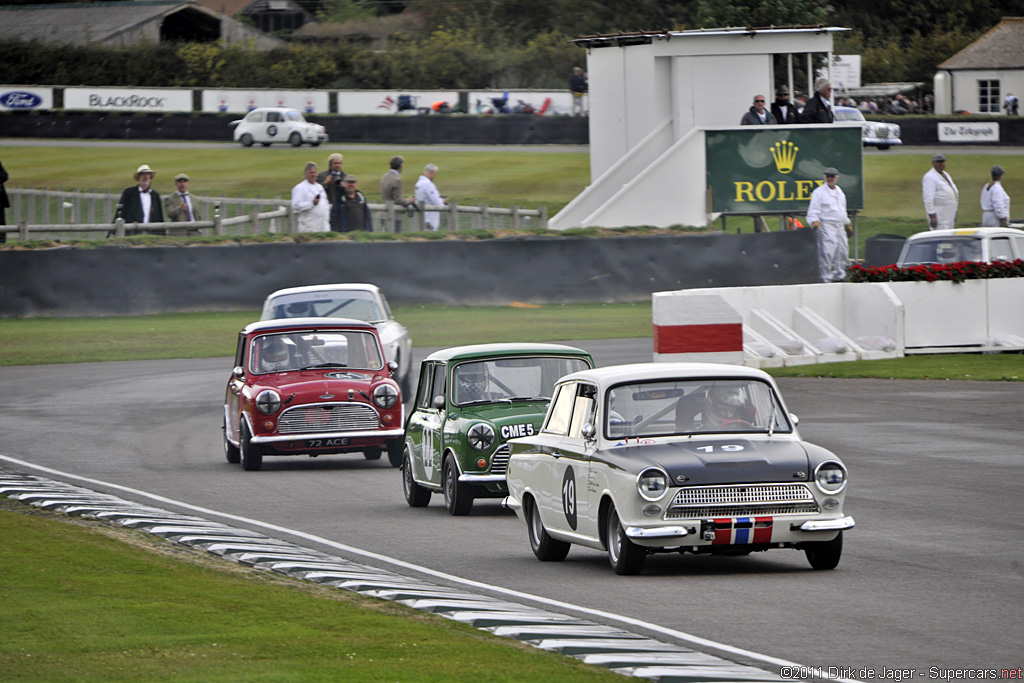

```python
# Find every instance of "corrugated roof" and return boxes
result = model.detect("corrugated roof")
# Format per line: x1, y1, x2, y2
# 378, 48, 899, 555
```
939, 17, 1024, 70
0, 1, 189, 44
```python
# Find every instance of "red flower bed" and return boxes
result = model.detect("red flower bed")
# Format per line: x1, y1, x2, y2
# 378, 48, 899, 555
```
848, 260, 1024, 284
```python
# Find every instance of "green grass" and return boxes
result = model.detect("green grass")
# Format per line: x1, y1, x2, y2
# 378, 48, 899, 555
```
0, 304, 1021, 380
0, 499, 622, 683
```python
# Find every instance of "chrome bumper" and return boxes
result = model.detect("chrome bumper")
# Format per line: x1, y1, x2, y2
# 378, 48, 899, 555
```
252, 428, 403, 444
458, 473, 507, 484
797, 515, 855, 532
626, 526, 690, 539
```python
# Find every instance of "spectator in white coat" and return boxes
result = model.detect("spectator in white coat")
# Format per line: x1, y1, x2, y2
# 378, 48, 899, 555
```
980, 165, 1011, 227
806, 167, 852, 283
922, 153, 958, 230
414, 163, 447, 230
291, 161, 330, 233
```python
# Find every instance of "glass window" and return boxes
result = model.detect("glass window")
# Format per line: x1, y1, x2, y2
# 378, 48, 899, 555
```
248, 330, 383, 374
979, 80, 1000, 114
286, 110, 304, 122
989, 237, 1013, 261
430, 364, 446, 406
605, 378, 792, 439
269, 290, 383, 322
567, 384, 598, 439
246, 111, 264, 123
543, 383, 576, 436
452, 356, 591, 407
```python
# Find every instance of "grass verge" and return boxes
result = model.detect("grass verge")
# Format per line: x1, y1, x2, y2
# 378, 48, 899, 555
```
0, 303, 1020, 380
0, 497, 621, 682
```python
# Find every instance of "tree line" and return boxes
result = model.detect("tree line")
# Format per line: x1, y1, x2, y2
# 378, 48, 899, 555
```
3, 0, 1024, 90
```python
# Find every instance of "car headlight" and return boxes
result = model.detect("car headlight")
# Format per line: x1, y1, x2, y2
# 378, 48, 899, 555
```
467, 423, 495, 451
814, 461, 848, 494
637, 467, 669, 501
255, 389, 281, 415
373, 383, 399, 409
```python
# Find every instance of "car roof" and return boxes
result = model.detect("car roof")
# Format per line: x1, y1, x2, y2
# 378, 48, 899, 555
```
424, 343, 593, 363
557, 362, 775, 387
241, 317, 379, 335
906, 227, 1023, 241
264, 283, 382, 299
249, 107, 302, 114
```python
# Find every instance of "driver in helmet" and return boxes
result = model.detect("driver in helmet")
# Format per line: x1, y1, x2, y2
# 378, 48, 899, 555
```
258, 337, 291, 372
934, 242, 960, 264
283, 301, 314, 317
456, 366, 488, 403
703, 386, 750, 429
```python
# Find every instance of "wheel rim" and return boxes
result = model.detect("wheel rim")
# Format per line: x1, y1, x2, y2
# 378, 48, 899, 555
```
528, 502, 542, 548
444, 463, 454, 505
607, 513, 622, 564
403, 452, 414, 496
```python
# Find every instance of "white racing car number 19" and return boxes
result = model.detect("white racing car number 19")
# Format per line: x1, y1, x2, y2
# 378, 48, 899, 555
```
561, 465, 577, 530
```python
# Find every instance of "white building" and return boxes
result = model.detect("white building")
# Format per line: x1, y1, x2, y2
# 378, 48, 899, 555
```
549, 26, 848, 231
934, 17, 1024, 115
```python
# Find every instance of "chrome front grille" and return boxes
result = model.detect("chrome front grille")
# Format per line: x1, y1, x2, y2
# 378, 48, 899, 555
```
489, 444, 511, 474
665, 484, 819, 519
277, 403, 379, 434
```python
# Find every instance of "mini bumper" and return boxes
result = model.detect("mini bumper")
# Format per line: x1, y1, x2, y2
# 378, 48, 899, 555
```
862, 135, 902, 146
458, 473, 507, 484
252, 428, 403, 444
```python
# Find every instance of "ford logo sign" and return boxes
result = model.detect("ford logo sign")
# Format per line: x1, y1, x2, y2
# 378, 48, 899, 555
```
1, 91, 43, 109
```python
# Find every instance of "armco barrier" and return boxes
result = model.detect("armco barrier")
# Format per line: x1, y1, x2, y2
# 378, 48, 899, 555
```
0, 230, 818, 318
653, 279, 1024, 367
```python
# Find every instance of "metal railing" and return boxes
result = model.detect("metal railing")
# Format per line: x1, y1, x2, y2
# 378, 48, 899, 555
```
2, 189, 548, 241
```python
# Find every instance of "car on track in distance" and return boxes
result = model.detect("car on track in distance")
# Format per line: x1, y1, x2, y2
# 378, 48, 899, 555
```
896, 227, 1024, 267
260, 284, 414, 398
223, 318, 403, 471
229, 107, 328, 147
504, 362, 854, 575
402, 343, 595, 516
834, 105, 901, 150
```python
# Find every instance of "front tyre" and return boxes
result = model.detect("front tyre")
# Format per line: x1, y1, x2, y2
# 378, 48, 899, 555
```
526, 496, 570, 561
443, 455, 473, 516
363, 447, 382, 461
803, 531, 843, 570
239, 133, 254, 147
605, 503, 645, 575
289, 132, 303, 147
223, 416, 240, 464
239, 420, 263, 471
386, 438, 403, 468
402, 448, 431, 508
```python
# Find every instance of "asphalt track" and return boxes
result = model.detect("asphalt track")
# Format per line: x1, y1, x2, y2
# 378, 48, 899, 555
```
1, 338, 1022, 679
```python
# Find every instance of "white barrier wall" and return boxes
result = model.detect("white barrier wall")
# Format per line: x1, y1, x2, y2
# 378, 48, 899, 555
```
653, 280, 1024, 366
202, 89, 330, 114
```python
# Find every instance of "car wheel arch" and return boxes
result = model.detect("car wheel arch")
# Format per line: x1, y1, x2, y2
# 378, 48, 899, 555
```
597, 495, 616, 550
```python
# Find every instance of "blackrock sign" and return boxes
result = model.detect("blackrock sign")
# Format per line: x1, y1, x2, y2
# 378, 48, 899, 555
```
706, 127, 864, 214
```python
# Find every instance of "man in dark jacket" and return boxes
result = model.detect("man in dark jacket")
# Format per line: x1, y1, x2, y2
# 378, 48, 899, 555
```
115, 164, 164, 226
799, 79, 834, 124
771, 85, 798, 124
740, 94, 777, 125
0, 159, 9, 242
334, 177, 373, 232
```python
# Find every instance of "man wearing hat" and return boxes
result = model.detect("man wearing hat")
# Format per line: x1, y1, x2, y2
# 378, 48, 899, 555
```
115, 164, 164, 225
806, 167, 853, 282
164, 173, 201, 224
771, 85, 797, 124
980, 165, 1010, 227
922, 153, 958, 230
333, 176, 373, 233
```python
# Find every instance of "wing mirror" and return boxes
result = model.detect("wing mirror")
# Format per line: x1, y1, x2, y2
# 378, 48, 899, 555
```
387, 360, 398, 375
790, 413, 799, 426
232, 366, 244, 379
432, 395, 446, 409
581, 423, 597, 442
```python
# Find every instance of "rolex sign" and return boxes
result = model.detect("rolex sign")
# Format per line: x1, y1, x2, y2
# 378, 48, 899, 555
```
706, 127, 863, 213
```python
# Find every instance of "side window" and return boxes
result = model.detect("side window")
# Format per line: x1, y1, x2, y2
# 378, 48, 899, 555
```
267, 111, 282, 122
431, 364, 447, 405
989, 237, 1013, 261
234, 333, 247, 369
543, 382, 576, 436
247, 111, 264, 123
415, 363, 433, 408
1012, 236, 1024, 259
567, 384, 598, 439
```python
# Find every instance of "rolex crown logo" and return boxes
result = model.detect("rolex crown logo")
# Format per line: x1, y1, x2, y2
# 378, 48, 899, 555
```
770, 141, 798, 174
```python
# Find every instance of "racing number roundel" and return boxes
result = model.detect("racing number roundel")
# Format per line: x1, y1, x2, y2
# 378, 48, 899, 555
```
561, 465, 577, 530
267, 125, 278, 137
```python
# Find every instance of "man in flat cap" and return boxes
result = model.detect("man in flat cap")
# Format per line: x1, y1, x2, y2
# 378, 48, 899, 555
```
164, 172, 201, 224
115, 164, 164, 226
806, 167, 853, 282
922, 153, 958, 230
771, 84, 797, 124
980, 165, 1010, 227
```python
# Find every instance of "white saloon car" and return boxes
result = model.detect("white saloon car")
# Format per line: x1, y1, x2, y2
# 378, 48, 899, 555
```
897, 227, 1024, 267
504, 363, 854, 575
834, 106, 901, 150
229, 107, 328, 147
260, 284, 413, 397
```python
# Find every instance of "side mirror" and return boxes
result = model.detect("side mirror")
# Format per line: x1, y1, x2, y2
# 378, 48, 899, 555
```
581, 423, 596, 441
789, 413, 800, 426
387, 360, 398, 375
432, 395, 446, 410
232, 366, 244, 379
